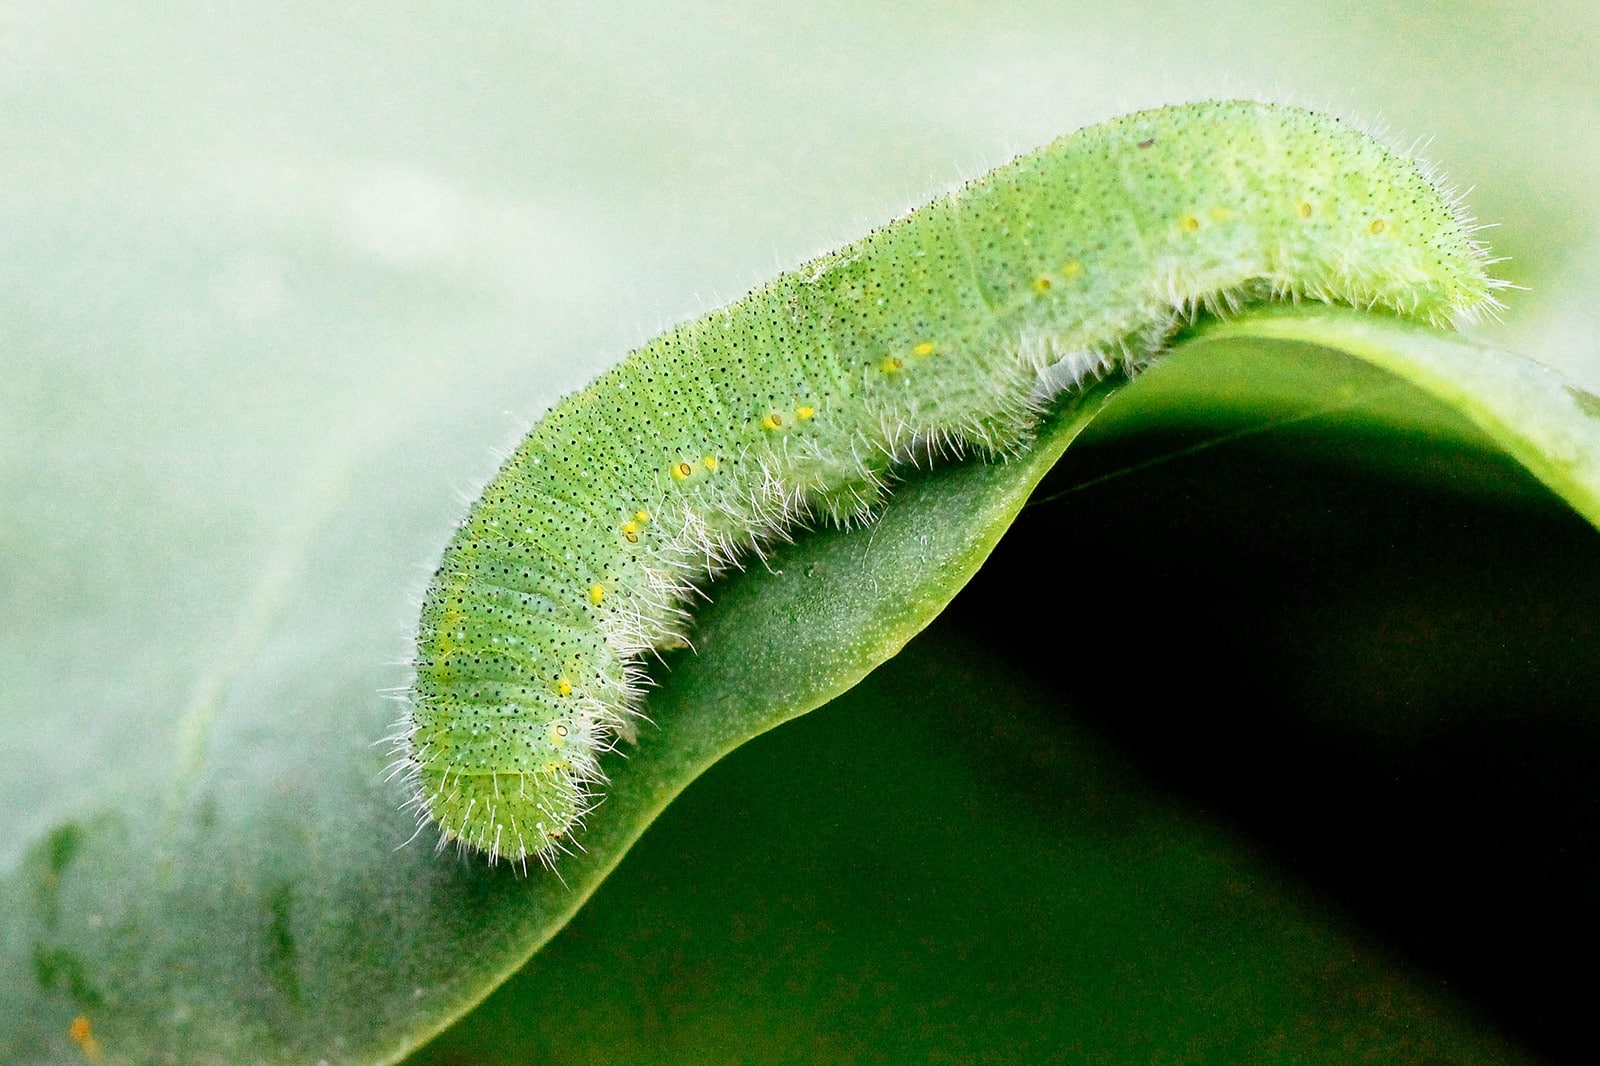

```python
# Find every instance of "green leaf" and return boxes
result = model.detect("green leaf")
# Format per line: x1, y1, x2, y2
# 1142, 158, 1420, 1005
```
4, 305, 1596, 1063
1198, 307, 1600, 525
407, 623, 1562, 1066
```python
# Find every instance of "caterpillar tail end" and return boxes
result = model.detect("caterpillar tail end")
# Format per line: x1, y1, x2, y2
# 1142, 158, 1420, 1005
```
411, 764, 590, 869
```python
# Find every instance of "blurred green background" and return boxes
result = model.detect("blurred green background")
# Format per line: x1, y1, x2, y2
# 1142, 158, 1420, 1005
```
4, 3, 1597, 1063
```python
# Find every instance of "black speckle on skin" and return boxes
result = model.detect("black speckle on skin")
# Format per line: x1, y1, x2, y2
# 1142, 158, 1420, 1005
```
406, 101, 1494, 866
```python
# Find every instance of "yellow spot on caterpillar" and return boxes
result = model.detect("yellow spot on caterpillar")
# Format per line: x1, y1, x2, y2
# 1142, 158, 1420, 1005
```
588, 584, 605, 605
635, 509, 650, 523
671, 461, 693, 480
69, 1016, 102, 1063
1370, 218, 1387, 235
761, 412, 784, 430
1179, 215, 1201, 233
557, 678, 572, 697
912, 341, 935, 357
703, 455, 718, 472
1297, 201, 1314, 218
880, 356, 903, 374
1208, 206, 1233, 223
1031, 275, 1052, 293
795, 404, 815, 420
406, 101, 1503, 873
621, 520, 639, 543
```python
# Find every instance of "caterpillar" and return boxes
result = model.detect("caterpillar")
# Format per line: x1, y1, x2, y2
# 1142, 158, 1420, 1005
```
396, 100, 1497, 867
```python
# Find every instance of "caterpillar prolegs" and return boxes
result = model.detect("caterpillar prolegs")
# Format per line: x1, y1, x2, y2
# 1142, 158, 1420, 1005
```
396, 100, 1498, 867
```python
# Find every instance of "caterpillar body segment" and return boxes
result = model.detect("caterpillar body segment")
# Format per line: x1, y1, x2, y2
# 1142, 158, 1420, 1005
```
399, 100, 1497, 866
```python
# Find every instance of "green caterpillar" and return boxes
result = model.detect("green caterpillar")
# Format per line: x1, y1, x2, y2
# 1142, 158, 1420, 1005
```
397, 100, 1497, 867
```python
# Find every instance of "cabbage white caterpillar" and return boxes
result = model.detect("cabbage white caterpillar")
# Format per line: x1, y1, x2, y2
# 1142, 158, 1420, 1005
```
396, 100, 1497, 867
